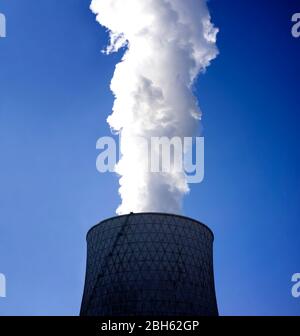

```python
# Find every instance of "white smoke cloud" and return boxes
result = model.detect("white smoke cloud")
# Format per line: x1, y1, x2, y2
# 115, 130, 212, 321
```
91, 0, 218, 215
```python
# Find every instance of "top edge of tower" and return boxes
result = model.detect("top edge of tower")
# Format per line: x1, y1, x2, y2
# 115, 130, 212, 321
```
86, 212, 214, 241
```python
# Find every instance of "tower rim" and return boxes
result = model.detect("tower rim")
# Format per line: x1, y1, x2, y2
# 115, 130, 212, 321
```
86, 212, 214, 241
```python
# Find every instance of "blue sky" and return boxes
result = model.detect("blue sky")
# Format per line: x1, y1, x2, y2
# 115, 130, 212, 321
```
0, 0, 299, 315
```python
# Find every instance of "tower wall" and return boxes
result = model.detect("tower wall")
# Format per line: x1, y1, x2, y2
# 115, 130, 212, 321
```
80, 212, 218, 316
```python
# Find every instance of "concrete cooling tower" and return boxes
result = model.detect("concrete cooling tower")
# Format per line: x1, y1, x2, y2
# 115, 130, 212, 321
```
80, 212, 218, 316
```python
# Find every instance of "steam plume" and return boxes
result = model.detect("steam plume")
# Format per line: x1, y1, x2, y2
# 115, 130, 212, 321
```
91, 0, 218, 215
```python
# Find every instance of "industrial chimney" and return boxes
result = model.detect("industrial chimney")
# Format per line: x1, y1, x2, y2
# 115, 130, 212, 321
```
80, 212, 218, 316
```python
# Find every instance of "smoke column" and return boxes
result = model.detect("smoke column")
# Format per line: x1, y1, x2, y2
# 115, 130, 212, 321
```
91, 0, 218, 215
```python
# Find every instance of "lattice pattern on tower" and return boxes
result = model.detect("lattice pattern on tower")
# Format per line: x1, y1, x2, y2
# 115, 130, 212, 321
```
80, 213, 218, 316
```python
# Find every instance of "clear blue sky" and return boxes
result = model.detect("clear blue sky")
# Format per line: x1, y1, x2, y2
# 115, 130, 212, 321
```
0, 0, 299, 315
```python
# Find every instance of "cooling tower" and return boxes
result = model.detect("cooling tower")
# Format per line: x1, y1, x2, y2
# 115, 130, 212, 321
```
80, 212, 218, 316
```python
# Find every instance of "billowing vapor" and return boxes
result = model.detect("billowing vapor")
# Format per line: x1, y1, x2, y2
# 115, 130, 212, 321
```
91, 0, 218, 215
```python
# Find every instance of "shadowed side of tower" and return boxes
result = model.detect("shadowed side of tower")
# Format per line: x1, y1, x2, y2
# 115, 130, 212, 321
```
80, 212, 218, 316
